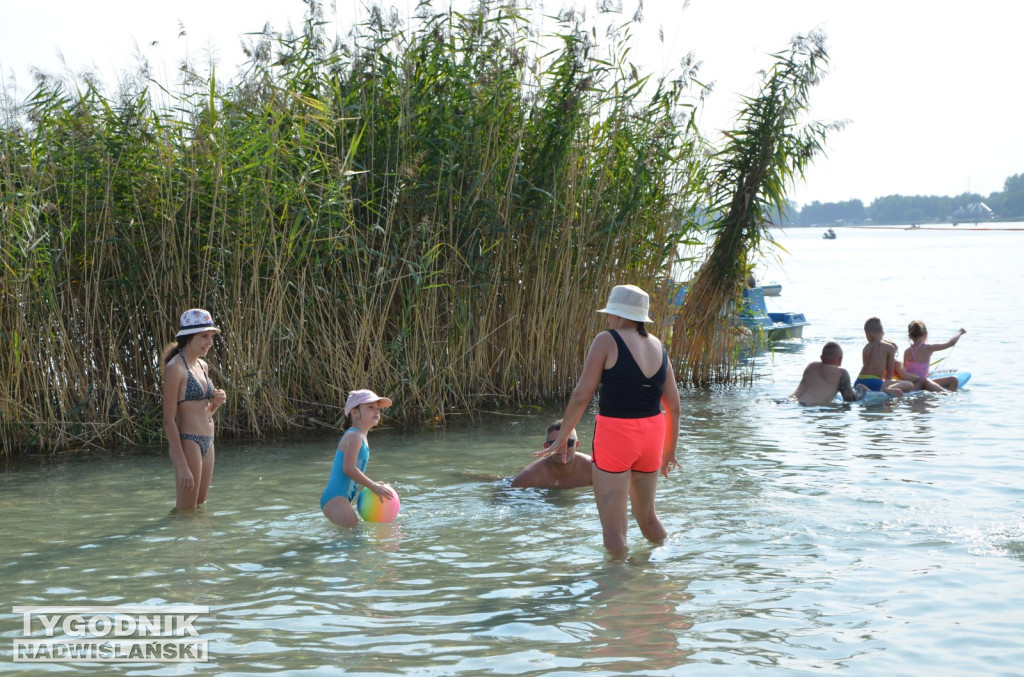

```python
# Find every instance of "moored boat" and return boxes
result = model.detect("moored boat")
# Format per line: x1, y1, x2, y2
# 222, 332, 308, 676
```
666, 284, 809, 341
740, 287, 809, 340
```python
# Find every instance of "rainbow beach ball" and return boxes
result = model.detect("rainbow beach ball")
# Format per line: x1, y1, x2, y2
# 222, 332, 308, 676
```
356, 485, 401, 523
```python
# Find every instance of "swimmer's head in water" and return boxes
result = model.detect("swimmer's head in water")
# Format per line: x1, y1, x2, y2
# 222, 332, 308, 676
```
544, 420, 579, 464
821, 341, 843, 364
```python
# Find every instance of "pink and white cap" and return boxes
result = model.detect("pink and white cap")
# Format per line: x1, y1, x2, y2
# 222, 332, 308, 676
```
175, 308, 221, 339
345, 389, 394, 417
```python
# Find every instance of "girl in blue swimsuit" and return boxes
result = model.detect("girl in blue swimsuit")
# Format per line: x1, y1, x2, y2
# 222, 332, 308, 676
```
161, 308, 226, 512
321, 389, 397, 527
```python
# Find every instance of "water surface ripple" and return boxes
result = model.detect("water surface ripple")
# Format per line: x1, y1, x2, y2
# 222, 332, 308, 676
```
2, 228, 1023, 675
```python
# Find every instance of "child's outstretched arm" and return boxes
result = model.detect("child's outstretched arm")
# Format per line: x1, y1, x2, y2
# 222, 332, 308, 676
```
932, 328, 966, 352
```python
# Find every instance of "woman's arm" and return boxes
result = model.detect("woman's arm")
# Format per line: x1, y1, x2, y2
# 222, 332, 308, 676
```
210, 388, 227, 414
660, 355, 682, 477
161, 363, 193, 491
201, 360, 227, 414
544, 332, 613, 459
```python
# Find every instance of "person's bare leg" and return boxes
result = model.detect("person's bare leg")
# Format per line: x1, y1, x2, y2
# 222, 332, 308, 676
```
919, 377, 948, 393
323, 496, 359, 527
629, 471, 666, 543
889, 379, 915, 393
174, 442, 202, 511
593, 467, 631, 555
197, 447, 215, 505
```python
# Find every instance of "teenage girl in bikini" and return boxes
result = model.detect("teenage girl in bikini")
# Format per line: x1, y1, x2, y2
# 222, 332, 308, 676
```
161, 309, 227, 511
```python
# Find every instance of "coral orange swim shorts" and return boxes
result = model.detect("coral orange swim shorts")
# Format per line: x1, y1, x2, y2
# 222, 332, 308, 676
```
592, 413, 665, 473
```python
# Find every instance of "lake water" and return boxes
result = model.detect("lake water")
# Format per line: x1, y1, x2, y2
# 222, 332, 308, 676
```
2, 225, 1023, 676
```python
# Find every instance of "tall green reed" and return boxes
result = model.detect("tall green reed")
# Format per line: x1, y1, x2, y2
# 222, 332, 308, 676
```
0, 2, 701, 456
676, 32, 839, 386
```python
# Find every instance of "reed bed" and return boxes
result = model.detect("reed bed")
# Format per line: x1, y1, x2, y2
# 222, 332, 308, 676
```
0, 4, 702, 457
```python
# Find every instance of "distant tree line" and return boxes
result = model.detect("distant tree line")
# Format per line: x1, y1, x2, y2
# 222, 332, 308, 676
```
787, 173, 1024, 225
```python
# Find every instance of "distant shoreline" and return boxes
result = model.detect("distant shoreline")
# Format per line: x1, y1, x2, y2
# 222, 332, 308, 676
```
853, 225, 1024, 231
812, 224, 1024, 231
775, 223, 1024, 231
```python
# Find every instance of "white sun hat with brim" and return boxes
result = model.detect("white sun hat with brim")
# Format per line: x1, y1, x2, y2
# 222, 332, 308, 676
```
175, 308, 221, 339
597, 284, 653, 323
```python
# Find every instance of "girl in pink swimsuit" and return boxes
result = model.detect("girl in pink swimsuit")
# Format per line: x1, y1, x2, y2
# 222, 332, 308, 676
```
905, 320, 966, 391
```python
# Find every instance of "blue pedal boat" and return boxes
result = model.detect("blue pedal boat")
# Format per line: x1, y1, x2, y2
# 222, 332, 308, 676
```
668, 284, 809, 341
740, 287, 809, 340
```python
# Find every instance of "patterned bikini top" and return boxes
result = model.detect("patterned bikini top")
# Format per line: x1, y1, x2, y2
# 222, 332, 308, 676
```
176, 351, 213, 405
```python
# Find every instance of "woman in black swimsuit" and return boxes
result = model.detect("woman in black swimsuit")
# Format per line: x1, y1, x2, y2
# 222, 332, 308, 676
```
543, 285, 682, 554
161, 309, 227, 511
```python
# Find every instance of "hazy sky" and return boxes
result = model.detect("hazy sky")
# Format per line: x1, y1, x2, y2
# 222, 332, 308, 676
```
3, 0, 1022, 207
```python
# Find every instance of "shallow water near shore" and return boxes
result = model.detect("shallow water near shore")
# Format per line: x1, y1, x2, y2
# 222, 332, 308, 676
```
2, 226, 1023, 675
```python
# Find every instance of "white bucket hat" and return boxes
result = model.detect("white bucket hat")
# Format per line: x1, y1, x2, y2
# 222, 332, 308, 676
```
345, 389, 394, 417
175, 308, 221, 339
597, 284, 653, 323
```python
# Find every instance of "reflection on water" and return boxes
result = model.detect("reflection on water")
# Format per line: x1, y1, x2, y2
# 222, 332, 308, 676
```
3, 229, 1024, 675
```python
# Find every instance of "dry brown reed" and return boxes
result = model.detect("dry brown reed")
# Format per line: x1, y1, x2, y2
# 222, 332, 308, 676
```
0, 5, 699, 457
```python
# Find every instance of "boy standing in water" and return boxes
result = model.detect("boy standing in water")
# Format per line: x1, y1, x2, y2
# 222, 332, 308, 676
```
790, 342, 866, 405
856, 317, 910, 397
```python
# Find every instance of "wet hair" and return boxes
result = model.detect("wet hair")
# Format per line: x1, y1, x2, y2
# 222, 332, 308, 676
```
636, 321, 649, 337
864, 317, 883, 333
908, 320, 928, 340
821, 341, 842, 361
